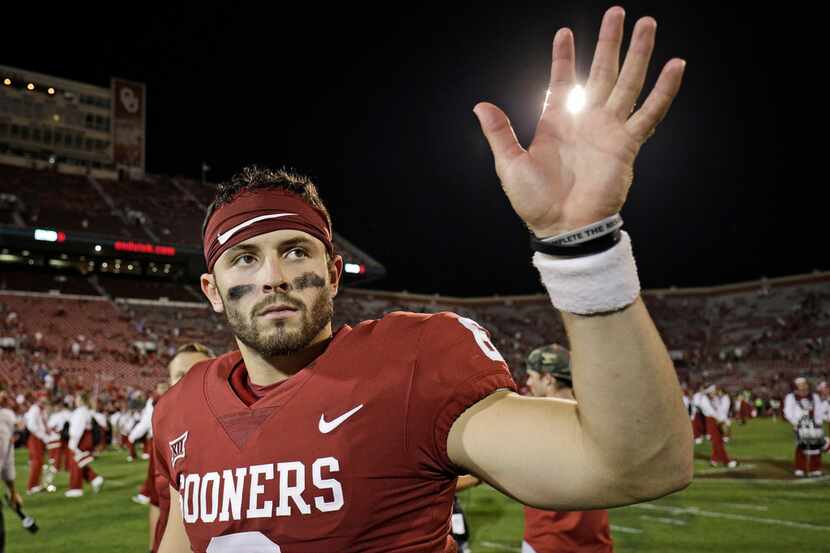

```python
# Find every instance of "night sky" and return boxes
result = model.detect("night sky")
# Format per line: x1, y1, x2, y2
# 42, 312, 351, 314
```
3, 3, 811, 297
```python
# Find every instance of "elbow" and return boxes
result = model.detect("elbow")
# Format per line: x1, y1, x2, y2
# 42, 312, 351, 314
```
614, 428, 695, 504
623, 462, 692, 506
621, 455, 693, 505
658, 452, 694, 496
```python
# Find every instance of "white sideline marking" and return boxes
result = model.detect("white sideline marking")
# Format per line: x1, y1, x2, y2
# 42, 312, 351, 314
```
480, 541, 519, 552
640, 515, 687, 526
610, 524, 644, 534
690, 475, 829, 485
723, 503, 769, 511
793, 475, 830, 484
633, 503, 830, 531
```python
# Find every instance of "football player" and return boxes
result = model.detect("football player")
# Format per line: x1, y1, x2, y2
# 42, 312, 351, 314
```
149, 343, 215, 553
156, 7, 692, 552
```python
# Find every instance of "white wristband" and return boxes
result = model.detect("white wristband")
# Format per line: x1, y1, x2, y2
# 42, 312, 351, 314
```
532, 230, 641, 315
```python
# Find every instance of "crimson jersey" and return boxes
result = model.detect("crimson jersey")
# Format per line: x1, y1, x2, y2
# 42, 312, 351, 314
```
152, 311, 516, 552
524, 507, 613, 553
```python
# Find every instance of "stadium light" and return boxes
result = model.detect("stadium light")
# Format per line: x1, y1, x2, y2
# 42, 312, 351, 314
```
47, 87, 55, 95
26, 83, 34, 91
33, 229, 58, 242
566, 85, 587, 114
3, 78, 10, 86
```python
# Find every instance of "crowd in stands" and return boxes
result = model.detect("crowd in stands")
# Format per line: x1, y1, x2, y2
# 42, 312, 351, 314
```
1, 270, 828, 404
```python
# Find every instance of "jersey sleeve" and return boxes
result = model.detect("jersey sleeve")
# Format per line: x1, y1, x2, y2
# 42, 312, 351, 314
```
408, 311, 516, 476
151, 399, 174, 497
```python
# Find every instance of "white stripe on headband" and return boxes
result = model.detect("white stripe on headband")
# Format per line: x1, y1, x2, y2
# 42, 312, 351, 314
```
216, 213, 297, 246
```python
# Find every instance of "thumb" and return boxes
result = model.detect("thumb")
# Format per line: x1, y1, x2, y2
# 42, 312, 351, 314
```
473, 102, 525, 170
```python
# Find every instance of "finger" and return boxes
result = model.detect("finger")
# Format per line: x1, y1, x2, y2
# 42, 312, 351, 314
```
543, 28, 577, 114
606, 16, 657, 120
473, 102, 526, 170
585, 6, 626, 108
625, 59, 686, 142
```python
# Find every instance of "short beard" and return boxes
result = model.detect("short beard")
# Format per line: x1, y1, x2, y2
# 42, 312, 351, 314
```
220, 281, 334, 358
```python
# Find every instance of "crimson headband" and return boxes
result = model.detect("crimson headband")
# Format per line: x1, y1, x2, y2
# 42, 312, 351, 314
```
203, 189, 333, 273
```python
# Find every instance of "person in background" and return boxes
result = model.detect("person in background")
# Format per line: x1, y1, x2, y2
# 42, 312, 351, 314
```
65, 393, 104, 497
452, 475, 481, 553
0, 392, 23, 553
149, 342, 215, 553
784, 377, 827, 477
698, 385, 737, 468
521, 344, 614, 553
23, 391, 49, 494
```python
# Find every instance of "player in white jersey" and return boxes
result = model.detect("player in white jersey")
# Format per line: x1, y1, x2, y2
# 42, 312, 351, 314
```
784, 378, 828, 477
66, 393, 105, 497
45, 400, 72, 490
698, 386, 736, 467
23, 391, 49, 494
691, 388, 706, 444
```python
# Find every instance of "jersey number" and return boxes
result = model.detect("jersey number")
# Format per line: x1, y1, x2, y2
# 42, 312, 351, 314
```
458, 317, 505, 363
207, 531, 281, 553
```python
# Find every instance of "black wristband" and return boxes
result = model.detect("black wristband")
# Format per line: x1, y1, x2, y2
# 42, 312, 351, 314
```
530, 228, 622, 257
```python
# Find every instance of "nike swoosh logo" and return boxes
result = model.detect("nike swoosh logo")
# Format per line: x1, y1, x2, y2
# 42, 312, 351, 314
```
319, 404, 364, 434
216, 213, 296, 245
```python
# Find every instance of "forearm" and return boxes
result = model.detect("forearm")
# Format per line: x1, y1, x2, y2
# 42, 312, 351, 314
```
455, 474, 481, 492
561, 296, 693, 498
4, 479, 14, 493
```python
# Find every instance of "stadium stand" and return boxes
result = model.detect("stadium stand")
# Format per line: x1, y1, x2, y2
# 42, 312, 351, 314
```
0, 163, 826, 413
0, 164, 141, 238
1, 271, 828, 401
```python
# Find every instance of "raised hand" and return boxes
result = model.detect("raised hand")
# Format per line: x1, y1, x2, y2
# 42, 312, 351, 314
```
474, 6, 686, 238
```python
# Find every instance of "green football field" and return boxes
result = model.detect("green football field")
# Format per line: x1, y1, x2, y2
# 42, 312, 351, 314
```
3, 418, 828, 552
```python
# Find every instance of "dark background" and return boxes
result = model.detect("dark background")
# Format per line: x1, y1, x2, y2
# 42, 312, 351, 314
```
2, 2, 813, 297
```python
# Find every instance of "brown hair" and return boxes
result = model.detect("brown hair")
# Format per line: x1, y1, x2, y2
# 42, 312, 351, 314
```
174, 342, 215, 358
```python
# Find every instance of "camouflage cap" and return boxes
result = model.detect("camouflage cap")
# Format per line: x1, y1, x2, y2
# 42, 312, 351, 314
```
525, 344, 571, 384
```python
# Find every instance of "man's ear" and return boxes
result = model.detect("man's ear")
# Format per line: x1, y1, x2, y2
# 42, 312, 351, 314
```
329, 254, 344, 298
200, 273, 225, 313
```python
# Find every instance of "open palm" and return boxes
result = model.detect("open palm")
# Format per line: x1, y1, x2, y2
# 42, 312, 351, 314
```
474, 6, 686, 238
